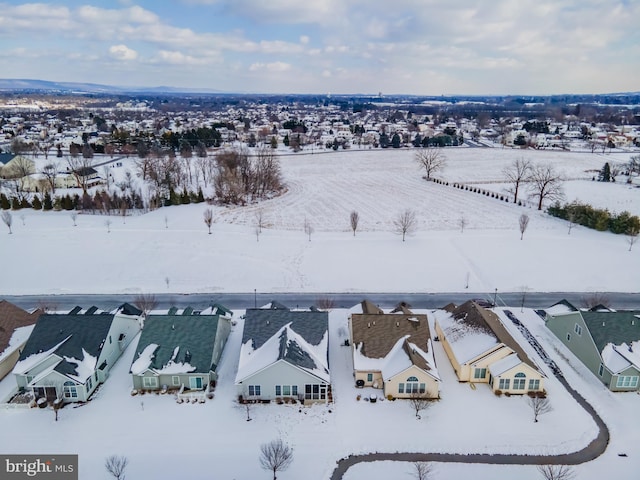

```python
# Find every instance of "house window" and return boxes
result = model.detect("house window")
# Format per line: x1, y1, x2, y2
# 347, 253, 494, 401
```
513, 373, 526, 390
172, 376, 180, 386
498, 378, 510, 390
574, 324, 582, 335
598, 364, 604, 377
528, 379, 540, 390
248, 385, 261, 397
86, 377, 93, 391
143, 376, 158, 388
189, 377, 203, 389
398, 383, 404, 394
282, 385, 290, 395
63, 381, 78, 399
405, 376, 421, 394
367, 373, 373, 382
25, 375, 34, 385
474, 368, 487, 379
275, 385, 282, 396
305, 384, 326, 400
616, 376, 639, 388
566, 333, 571, 342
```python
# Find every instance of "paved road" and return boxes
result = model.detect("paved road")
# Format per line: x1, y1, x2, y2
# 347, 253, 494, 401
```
3, 292, 640, 311
328, 310, 610, 479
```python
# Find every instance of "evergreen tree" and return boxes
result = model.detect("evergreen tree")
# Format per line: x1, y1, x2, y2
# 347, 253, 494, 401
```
181, 187, 190, 204
43, 192, 53, 211
196, 186, 205, 203
391, 133, 401, 148
32, 195, 42, 210
270, 136, 278, 149
599, 162, 611, 182
11, 197, 21, 210
52, 196, 62, 211
0, 193, 10, 210
64, 194, 74, 210
20, 197, 32, 209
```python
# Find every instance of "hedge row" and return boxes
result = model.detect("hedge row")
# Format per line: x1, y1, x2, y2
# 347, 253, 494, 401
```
548, 201, 640, 234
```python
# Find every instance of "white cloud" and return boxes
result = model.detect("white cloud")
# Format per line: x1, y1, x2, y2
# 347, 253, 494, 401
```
249, 61, 291, 72
109, 44, 138, 61
153, 50, 210, 65
300, 35, 310, 44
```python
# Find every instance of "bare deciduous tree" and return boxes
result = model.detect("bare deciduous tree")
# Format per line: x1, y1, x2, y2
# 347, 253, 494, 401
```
537, 465, 575, 480
409, 392, 433, 419
303, 218, 314, 241
105, 455, 128, 480
458, 216, 467, 233
105, 219, 112, 233
394, 209, 417, 241
528, 395, 553, 422
2, 211, 13, 234
66, 155, 95, 194
315, 297, 336, 310
410, 461, 433, 480
259, 438, 293, 480
70, 212, 78, 227
42, 162, 59, 194
581, 292, 611, 309
133, 293, 157, 318
255, 209, 266, 233
414, 148, 447, 180
503, 158, 532, 204
519, 213, 530, 240
627, 225, 639, 251
528, 164, 565, 210
350, 210, 359, 236
203, 208, 213, 234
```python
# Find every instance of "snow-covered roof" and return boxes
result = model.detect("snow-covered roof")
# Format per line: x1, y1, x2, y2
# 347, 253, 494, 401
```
0, 325, 35, 364
236, 322, 329, 383
434, 309, 499, 364
601, 341, 640, 374
62, 348, 97, 383
488, 353, 524, 377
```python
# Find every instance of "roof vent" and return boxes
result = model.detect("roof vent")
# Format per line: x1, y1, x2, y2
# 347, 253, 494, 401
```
172, 324, 175, 330
602, 322, 605, 327
367, 322, 370, 328
396, 321, 399, 327
372, 321, 375, 326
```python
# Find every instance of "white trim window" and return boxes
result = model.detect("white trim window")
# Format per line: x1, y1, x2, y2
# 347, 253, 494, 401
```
248, 385, 261, 396
528, 379, 540, 390
172, 376, 181, 386
513, 372, 526, 390
189, 377, 203, 389
616, 376, 639, 388
574, 324, 582, 335
143, 376, 158, 388
474, 368, 487, 379
63, 381, 78, 399
498, 378, 510, 390
598, 364, 604, 376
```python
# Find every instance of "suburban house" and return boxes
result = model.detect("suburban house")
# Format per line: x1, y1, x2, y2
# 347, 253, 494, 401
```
0, 300, 42, 381
349, 300, 440, 399
235, 302, 330, 404
434, 301, 545, 394
545, 300, 640, 391
130, 304, 232, 394
13, 304, 142, 403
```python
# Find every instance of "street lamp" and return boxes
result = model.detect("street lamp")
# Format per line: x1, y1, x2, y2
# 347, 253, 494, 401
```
493, 288, 498, 307
254, 288, 257, 309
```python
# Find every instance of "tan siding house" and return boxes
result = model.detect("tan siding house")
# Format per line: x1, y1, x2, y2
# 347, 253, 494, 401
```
350, 300, 440, 399
434, 301, 544, 394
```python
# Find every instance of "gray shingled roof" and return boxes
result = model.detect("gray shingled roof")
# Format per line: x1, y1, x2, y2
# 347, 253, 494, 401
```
132, 311, 225, 374
582, 310, 640, 352
242, 308, 328, 350
18, 312, 114, 378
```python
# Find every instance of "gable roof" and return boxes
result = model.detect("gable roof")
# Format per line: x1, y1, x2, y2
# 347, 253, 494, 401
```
0, 300, 42, 355
130, 310, 225, 375
241, 308, 328, 350
440, 301, 537, 369
236, 307, 329, 383
581, 310, 640, 352
15, 311, 114, 382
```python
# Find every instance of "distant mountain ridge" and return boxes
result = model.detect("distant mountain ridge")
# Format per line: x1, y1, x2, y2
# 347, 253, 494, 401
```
0, 78, 223, 94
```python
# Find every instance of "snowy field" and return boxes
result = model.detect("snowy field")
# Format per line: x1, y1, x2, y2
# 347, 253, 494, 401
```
1, 147, 637, 295
1, 147, 639, 479
1, 307, 637, 480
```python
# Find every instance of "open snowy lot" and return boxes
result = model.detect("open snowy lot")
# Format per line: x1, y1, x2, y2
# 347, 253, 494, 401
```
1, 307, 636, 480
1, 148, 637, 295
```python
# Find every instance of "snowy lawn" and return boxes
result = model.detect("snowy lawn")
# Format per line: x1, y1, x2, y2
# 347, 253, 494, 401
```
1, 149, 638, 295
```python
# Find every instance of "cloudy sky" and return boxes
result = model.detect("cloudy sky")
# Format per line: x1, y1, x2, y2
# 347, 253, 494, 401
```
0, 0, 638, 95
